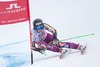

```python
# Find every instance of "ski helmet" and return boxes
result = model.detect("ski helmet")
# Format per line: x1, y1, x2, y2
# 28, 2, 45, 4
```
33, 18, 44, 31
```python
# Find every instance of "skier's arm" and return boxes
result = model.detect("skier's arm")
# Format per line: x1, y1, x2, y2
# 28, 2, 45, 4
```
32, 31, 41, 51
31, 30, 36, 48
44, 23, 57, 39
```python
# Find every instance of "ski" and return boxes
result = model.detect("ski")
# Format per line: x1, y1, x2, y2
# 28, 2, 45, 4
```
33, 48, 46, 55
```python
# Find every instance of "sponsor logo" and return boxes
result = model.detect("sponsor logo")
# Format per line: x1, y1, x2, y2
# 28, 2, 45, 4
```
0, 3, 26, 14
6, 3, 21, 10
47, 45, 53, 49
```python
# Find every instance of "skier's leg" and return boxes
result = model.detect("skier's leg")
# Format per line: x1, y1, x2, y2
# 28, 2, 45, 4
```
42, 33, 68, 54
64, 42, 86, 51
40, 41, 69, 56
44, 33, 59, 45
40, 41, 60, 53
65, 42, 79, 49
58, 42, 86, 54
44, 33, 53, 43
58, 42, 78, 49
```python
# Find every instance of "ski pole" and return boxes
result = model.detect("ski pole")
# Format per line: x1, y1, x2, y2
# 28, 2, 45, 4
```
59, 33, 94, 42
43, 50, 47, 56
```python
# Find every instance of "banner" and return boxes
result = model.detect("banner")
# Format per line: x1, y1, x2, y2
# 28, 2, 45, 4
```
0, 0, 30, 25
0, 0, 33, 66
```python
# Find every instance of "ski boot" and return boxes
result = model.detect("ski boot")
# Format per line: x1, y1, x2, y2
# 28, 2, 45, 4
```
59, 48, 68, 59
80, 46, 86, 55
78, 45, 87, 55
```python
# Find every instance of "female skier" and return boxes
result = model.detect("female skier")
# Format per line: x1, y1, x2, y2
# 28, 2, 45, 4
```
32, 18, 86, 56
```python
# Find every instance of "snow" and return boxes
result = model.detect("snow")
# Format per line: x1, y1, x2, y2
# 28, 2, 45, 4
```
0, 22, 31, 67
0, 0, 100, 67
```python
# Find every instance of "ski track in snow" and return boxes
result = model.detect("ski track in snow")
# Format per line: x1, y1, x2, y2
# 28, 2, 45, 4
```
0, 39, 29, 48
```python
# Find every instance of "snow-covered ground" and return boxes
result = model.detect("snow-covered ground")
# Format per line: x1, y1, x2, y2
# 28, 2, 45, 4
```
0, 0, 100, 67
0, 22, 31, 67
30, 0, 100, 67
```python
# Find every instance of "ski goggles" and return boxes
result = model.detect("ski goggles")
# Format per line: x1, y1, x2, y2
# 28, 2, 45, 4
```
35, 24, 44, 31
